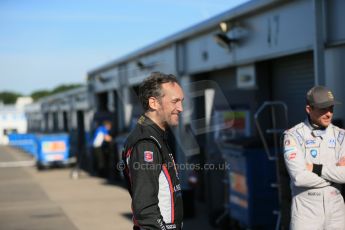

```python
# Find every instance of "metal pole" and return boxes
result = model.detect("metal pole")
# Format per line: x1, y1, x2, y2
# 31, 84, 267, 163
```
313, 0, 326, 85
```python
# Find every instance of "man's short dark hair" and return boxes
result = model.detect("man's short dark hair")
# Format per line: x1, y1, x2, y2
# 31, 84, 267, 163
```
139, 72, 179, 111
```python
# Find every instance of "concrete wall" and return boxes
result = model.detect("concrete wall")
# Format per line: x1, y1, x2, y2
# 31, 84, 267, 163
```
326, 0, 345, 44
325, 45, 345, 123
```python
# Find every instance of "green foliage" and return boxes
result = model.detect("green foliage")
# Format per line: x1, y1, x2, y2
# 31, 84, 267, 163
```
1, 84, 83, 103
30, 83, 83, 101
0, 91, 22, 104
30, 90, 51, 101
51, 84, 83, 94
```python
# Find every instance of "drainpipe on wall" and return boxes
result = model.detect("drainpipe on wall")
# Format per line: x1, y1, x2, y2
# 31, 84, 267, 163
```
313, 0, 326, 86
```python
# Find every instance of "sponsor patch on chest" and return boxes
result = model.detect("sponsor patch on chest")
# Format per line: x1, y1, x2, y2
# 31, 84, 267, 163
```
305, 139, 318, 148
328, 138, 336, 148
144, 151, 153, 162
310, 149, 318, 158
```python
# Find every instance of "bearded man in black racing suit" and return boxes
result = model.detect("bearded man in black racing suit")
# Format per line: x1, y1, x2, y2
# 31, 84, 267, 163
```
122, 72, 184, 230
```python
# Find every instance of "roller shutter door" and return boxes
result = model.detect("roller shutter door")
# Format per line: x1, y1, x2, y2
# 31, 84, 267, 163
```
272, 52, 314, 126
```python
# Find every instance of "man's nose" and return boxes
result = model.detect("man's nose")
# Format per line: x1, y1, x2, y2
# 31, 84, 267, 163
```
325, 110, 333, 116
176, 102, 183, 112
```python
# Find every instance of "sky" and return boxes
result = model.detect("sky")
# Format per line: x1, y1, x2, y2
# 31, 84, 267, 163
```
0, 0, 249, 95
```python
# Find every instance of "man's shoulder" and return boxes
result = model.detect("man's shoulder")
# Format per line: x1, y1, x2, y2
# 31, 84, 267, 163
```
128, 139, 163, 163
125, 125, 162, 149
330, 124, 345, 144
96, 126, 107, 133
124, 125, 141, 146
283, 122, 306, 147
331, 123, 345, 132
95, 126, 103, 131
284, 122, 305, 135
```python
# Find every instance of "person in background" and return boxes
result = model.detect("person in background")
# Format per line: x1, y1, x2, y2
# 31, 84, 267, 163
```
282, 86, 345, 230
92, 120, 112, 177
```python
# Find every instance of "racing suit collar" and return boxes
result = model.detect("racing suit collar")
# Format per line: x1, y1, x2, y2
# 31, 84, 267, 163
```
139, 114, 167, 139
306, 116, 327, 130
304, 118, 331, 138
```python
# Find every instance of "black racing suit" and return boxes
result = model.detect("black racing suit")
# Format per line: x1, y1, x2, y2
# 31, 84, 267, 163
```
122, 115, 183, 230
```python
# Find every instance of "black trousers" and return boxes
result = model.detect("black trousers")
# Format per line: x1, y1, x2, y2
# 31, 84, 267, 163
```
93, 146, 109, 177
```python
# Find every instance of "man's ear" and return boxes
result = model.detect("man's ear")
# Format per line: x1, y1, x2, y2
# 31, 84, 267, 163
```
306, 105, 312, 115
148, 97, 159, 110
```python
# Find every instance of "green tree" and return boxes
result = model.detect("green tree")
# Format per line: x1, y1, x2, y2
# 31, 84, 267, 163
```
51, 84, 82, 94
30, 84, 83, 101
30, 90, 51, 101
0, 91, 22, 104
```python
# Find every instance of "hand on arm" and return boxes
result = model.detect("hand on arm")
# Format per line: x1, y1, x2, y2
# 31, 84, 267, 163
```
336, 156, 345, 166
306, 163, 313, 171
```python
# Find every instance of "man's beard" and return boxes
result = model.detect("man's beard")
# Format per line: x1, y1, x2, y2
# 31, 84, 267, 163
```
308, 115, 327, 130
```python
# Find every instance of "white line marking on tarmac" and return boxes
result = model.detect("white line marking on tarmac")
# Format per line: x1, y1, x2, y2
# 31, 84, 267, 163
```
0, 160, 35, 168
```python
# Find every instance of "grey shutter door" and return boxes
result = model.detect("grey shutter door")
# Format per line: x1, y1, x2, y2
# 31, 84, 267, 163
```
272, 52, 314, 126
